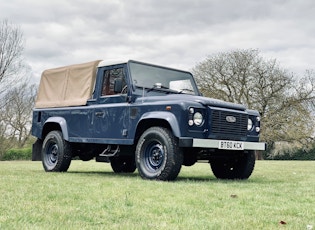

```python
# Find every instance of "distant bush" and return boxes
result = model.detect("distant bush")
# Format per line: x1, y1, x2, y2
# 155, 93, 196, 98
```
1, 148, 32, 161
272, 148, 315, 160
264, 145, 315, 160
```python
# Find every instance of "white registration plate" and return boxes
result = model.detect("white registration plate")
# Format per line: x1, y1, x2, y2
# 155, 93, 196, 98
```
218, 140, 244, 150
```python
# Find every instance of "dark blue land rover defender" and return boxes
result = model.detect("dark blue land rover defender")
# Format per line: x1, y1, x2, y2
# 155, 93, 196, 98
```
32, 60, 265, 181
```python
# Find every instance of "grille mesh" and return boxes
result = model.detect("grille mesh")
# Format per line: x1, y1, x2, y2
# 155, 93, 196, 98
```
211, 109, 247, 138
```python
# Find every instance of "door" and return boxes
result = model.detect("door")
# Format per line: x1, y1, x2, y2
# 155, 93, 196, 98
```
93, 66, 130, 144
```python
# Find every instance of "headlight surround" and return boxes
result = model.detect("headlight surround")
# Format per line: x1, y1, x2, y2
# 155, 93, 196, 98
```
247, 116, 261, 134
193, 112, 203, 126
188, 107, 205, 127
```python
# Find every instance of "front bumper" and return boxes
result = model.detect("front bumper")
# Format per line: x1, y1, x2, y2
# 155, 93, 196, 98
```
179, 138, 266, 151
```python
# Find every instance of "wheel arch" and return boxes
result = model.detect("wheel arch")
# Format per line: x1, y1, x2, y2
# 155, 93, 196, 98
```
134, 112, 181, 143
42, 117, 69, 141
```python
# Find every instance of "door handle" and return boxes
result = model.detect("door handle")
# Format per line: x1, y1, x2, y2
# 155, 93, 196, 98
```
95, 112, 105, 117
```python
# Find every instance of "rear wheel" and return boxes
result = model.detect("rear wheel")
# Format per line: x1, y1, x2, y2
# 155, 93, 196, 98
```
135, 127, 183, 181
110, 156, 136, 173
210, 150, 255, 179
42, 130, 72, 172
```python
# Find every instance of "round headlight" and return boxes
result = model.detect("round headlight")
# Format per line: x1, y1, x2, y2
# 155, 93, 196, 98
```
193, 112, 203, 126
247, 118, 253, 131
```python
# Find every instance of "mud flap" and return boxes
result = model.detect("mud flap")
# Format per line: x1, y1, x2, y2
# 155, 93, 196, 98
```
32, 139, 43, 161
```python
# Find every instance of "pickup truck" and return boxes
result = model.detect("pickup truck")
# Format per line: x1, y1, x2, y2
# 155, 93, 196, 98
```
32, 60, 265, 181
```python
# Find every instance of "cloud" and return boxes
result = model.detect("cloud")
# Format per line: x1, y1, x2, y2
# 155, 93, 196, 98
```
1, 0, 315, 82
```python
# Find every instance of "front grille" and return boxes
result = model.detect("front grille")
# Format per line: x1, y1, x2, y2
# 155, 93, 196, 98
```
211, 109, 247, 139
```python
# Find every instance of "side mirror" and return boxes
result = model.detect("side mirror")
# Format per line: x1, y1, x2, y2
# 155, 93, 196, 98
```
114, 78, 123, 93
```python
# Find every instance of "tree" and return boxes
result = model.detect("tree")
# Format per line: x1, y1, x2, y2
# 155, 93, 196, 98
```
192, 49, 315, 149
0, 19, 25, 103
0, 83, 36, 149
0, 19, 34, 156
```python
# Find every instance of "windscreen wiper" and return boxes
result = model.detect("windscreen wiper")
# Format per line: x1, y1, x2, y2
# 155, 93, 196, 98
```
177, 88, 195, 94
137, 83, 179, 94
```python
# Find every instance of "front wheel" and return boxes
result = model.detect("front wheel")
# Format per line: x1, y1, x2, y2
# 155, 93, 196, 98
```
42, 130, 72, 172
135, 127, 183, 181
210, 150, 255, 180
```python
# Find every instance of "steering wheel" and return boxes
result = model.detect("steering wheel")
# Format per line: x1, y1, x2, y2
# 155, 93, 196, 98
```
121, 85, 128, 94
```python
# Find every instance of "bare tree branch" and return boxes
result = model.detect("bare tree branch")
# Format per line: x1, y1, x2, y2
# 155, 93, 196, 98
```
0, 19, 24, 97
0, 83, 36, 148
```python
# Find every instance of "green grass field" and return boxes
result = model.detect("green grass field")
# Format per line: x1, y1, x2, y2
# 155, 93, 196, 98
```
0, 160, 314, 229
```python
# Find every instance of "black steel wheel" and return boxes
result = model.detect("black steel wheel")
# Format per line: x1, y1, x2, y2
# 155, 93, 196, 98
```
42, 130, 72, 172
210, 150, 255, 180
135, 127, 183, 181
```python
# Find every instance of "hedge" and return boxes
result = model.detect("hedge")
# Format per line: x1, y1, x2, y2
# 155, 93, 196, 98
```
263, 146, 315, 160
1, 146, 314, 161
1, 148, 32, 161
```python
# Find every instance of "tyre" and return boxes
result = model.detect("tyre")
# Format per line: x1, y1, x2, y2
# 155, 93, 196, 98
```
210, 150, 255, 180
110, 156, 136, 173
135, 127, 183, 181
42, 130, 72, 172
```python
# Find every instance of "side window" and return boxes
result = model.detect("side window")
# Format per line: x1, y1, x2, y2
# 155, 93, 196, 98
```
101, 68, 126, 96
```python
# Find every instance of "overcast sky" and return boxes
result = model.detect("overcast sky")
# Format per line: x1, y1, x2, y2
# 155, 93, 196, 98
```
1, 0, 315, 83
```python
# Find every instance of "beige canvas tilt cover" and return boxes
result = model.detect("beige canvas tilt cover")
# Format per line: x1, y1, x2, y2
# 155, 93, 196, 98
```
35, 60, 102, 108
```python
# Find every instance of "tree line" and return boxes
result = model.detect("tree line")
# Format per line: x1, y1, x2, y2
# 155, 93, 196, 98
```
192, 49, 315, 158
0, 20, 36, 156
1, 19, 314, 159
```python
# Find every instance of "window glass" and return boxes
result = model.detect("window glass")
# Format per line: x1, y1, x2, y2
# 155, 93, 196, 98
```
129, 62, 198, 95
101, 68, 126, 96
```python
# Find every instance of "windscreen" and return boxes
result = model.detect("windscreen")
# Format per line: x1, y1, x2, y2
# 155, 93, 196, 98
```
129, 61, 199, 95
